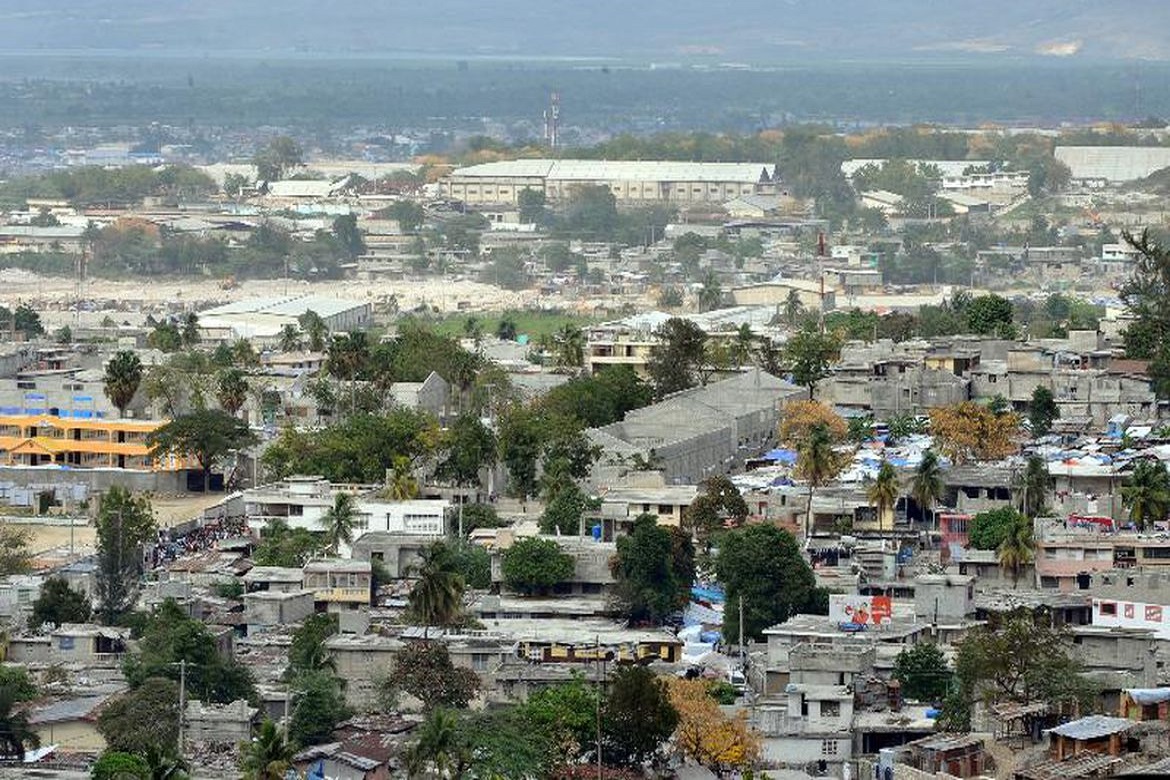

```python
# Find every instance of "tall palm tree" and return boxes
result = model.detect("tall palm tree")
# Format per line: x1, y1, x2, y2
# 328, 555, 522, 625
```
104, 350, 143, 418
731, 324, 755, 368
553, 324, 585, 370
299, 310, 328, 352
1015, 455, 1052, 519
698, 270, 723, 313
784, 289, 805, 326
1122, 458, 1170, 530
407, 541, 465, 629
0, 686, 39, 760
278, 323, 302, 352
911, 449, 945, 533
867, 460, 900, 531
796, 422, 843, 541
240, 720, 294, 780
406, 708, 467, 779
998, 513, 1034, 588
216, 368, 250, 419
385, 455, 420, 500
180, 312, 200, 348
319, 492, 358, 555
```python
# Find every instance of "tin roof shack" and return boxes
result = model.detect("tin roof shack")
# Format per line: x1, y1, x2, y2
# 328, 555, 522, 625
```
244, 589, 315, 634
905, 733, 989, 778
1046, 715, 1135, 761
1120, 687, 1170, 722
303, 560, 372, 612
1014, 751, 1123, 780
243, 566, 305, 593
7, 624, 130, 668
27, 694, 112, 753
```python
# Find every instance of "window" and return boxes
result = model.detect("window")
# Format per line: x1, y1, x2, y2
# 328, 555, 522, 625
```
472, 653, 490, 671
821, 740, 839, 757
1100, 602, 1117, 616
658, 505, 673, 516
821, 701, 840, 717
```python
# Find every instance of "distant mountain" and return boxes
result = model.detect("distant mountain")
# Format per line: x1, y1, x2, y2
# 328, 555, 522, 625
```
2, 0, 1169, 62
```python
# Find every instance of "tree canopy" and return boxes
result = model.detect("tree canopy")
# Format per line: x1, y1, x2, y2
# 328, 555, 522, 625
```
501, 537, 575, 596
716, 524, 821, 641
147, 408, 257, 491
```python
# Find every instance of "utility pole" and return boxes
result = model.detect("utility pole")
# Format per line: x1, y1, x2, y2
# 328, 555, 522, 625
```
596, 634, 603, 780
177, 659, 187, 759
738, 596, 745, 674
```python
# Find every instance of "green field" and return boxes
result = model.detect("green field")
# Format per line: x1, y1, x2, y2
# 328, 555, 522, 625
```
424, 310, 605, 341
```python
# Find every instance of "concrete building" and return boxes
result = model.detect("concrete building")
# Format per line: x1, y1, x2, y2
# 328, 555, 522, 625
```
0, 413, 191, 472
185, 699, 258, 745
27, 694, 112, 753
302, 560, 372, 611
243, 589, 315, 632
387, 371, 450, 419
730, 279, 836, 312
589, 369, 804, 485
1055, 146, 1170, 184
197, 295, 371, 341
440, 159, 781, 205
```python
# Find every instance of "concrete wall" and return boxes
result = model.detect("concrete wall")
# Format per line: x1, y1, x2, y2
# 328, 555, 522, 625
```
0, 466, 188, 494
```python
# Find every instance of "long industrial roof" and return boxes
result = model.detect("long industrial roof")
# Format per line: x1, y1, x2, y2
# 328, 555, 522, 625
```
450, 159, 776, 183
1055, 145, 1170, 182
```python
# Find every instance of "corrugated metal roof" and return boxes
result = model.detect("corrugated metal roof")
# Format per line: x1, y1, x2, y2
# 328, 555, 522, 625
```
27, 695, 110, 725
451, 159, 773, 184
1055, 146, 1170, 182
1046, 714, 1133, 740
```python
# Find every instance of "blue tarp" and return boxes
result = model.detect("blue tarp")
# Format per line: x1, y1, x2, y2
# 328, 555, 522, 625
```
762, 449, 798, 465
691, 584, 726, 603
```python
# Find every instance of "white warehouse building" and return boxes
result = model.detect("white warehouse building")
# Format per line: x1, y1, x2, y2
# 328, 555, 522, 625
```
440, 159, 783, 206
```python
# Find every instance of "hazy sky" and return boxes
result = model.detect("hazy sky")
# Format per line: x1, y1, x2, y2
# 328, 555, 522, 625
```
1, 1, 1167, 62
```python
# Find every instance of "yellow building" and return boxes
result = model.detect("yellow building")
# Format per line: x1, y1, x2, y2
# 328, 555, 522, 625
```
0, 414, 186, 471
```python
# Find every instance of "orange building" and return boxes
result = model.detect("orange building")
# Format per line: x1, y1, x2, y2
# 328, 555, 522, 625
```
0, 414, 187, 471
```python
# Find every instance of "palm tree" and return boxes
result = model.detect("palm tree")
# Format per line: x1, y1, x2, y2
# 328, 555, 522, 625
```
997, 513, 1034, 588
1122, 458, 1170, 530
406, 708, 467, 779
407, 541, 465, 629
496, 317, 518, 342
384, 455, 420, 500
796, 422, 843, 541
0, 686, 39, 760
240, 720, 294, 780
104, 350, 143, 418
911, 449, 945, 533
278, 323, 302, 352
327, 331, 371, 415
698, 270, 723, 313
731, 323, 755, 368
216, 368, 249, 419
867, 460, 900, 531
1015, 455, 1052, 518
319, 492, 358, 555
143, 744, 189, 780
299, 310, 328, 352
784, 289, 804, 326
232, 338, 259, 368
553, 324, 585, 370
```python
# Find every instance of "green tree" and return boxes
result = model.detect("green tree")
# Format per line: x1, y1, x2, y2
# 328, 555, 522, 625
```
1028, 386, 1060, 437
318, 492, 358, 556
0, 668, 37, 704
1016, 455, 1052, 518
278, 324, 302, 352
697, 270, 723, 312
289, 670, 352, 747
253, 135, 304, 181
96, 677, 180, 758
553, 324, 585, 370
968, 506, 1024, 551
784, 325, 842, 399
298, 310, 329, 352
436, 414, 496, 489
866, 460, 900, 527
448, 540, 492, 590
94, 487, 156, 623
496, 317, 518, 341
405, 708, 467, 779
911, 449, 945, 529
522, 675, 599, 764
613, 515, 692, 625
562, 184, 619, 240
683, 475, 749, 544
381, 200, 425, 234
253, 519, 323, 568
716, 524, 817, 642
795, 422, 845, 539
0, 684, 39, 760
91, 751, 149, 780
518, 188, 548, 225
892, 643, 952, 703
147, 408, 257, 492
388, 642, 479, 710
1123, 458, 1170, 530
540, 481, 592, 535
998, 512, 1034, 588
783, 290, 805, 327
332, 213, 366, 258
179, 312, 200, 349
123, 600, 256, 704
11, 304, 44, 339
452, 504, 504, 536
240, 720, 294, 780
103, 350, 143, 417
601, 666, 678, 768
502, 537, 575, 596
147, 321, 183, 352
30, 576, 91, 630
287, 613, 338, 678
215, 368, 249, 418
965, 294, 1015, 337
847, 414, 875, 444
646, 317, 707, 399
0, 523, 31, 577
406, 542, 465, 628
498, 405, 543, 499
